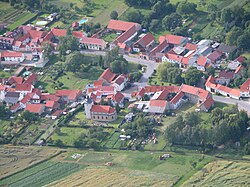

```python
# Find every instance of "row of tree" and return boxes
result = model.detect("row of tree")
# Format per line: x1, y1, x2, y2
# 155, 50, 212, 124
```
165, 106, 249, 148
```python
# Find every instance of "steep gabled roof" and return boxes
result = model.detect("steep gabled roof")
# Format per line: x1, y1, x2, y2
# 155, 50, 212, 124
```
81, 37, 105, 46
170, 91, 185, 104
197, 56, 208, 67
15, 83, 32, 91
180, 84, 210, 100
159, 34, 187, 45
24, 73, 37, 85
98, 68, 116, 83
107, 20, 137, 31
134, 33, 154, 48
149, 100, 167, 108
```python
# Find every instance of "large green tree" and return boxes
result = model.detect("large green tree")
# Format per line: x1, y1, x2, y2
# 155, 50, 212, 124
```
185, 67, 203, 86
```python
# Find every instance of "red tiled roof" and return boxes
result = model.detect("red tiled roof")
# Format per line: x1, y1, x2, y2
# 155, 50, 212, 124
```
28, 30, 47, 39
136, 88, 145, 98
1, 51, 23, 57
240, 78, 250, 92
99, 68, 116, 83
165, 53, 183, 62
16, 83, 32, 91
207, 50, 223, 62
200, 97, 214, 109
24, 73, 37, 85
112, 92, 124, 103
10, 103, 21, 111
8, 76, 23, 85
180, 84, 210, 100
72, 31, 83, 38
25, 104, 44, 113
113, 75, 126, 85
43, 31, 54, 42
155, 89, 170, 100
206, 76, 241, 97
116, 25, 136, 43
197, 56, 208, 67
41, 93, 60, 101
93, 80, 104, 87
55, 90, 82, 100
107, 20, 137, 31
80, 37, 105, 46
161, 34, 186, 45
181, 57, 190, 65
52, 110, 63, 117
134, 33, 154, 48
170, 91, 184, 104
20, 94, 31, 104
51, 28, 67, 37
184, 43, 197, 51
149, 40, 169, 56
91, 105, 116, 113
45, 100, 59, 109
149, 100, 167, 107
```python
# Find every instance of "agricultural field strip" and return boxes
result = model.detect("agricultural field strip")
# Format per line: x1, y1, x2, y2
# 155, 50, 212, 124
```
0, 162, 58, 186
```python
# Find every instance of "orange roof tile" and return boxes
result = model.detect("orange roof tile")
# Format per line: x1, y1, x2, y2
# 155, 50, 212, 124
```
149, 100, 167, 107
98, 68, 116, 83
25, 104, 44, 113
170, 91, 184, 104
107, 20, 137, 31
91, 105, 116, 113
51, 28, 67, 37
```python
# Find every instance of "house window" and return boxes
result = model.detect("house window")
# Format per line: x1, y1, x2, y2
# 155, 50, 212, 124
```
97, 116, 99, 119
106, 117, 108, 119
102, 116, 103, 119
93, 116, 95, 119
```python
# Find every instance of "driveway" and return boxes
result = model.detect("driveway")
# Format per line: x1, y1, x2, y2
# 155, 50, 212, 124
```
213, 95, 250, 114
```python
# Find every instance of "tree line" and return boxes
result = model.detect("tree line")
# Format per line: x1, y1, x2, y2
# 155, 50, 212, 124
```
165, 106, 249, 149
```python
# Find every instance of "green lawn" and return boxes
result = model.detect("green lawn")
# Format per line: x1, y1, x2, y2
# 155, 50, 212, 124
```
38, 66, 103, 93
103, 33, 117, 42
51, 127, 88, 146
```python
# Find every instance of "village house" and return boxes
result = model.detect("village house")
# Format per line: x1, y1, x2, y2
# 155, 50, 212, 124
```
159, 34, 188, 47
98, 68, 117, 84
205, 76, 241, 99
169, 91, 186, 110
0, 51, 25, 62
133, 33, 155, 53
195, 56, 211, 72
240, 78, 250, 98
55, 90, 82, 103
25, 103, 45, 115
145, 100, 169, 114
84, 98, 117, 122
111, 74, 128, 91
4, 92, 21, 104
107, 20, 141, 50
80, 37, 106, 50
217, 43, 237, 58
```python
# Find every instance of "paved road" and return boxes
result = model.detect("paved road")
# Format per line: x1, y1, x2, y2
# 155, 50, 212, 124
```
80, 50, 158, 85
213, 95, 250, 114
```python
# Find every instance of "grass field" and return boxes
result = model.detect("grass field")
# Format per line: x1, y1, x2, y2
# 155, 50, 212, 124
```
48, 150, 213, 187
51, 127, 88, 146
0, 2, 16, 21
182, 160, 250, 187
